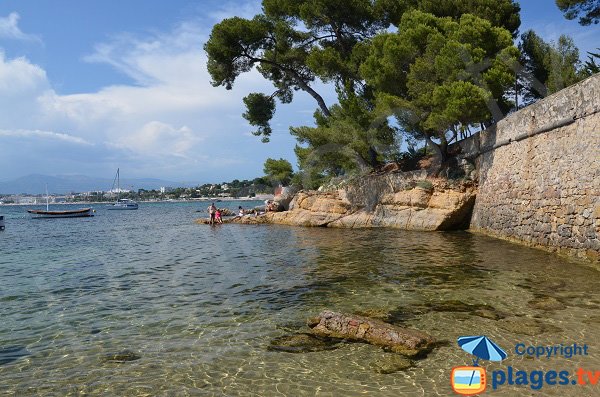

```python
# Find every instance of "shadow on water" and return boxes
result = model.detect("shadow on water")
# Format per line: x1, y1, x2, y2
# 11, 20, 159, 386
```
0, 346, 30, 366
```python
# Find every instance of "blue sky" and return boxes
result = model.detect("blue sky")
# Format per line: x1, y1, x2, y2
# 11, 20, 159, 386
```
0, 0, 597, 184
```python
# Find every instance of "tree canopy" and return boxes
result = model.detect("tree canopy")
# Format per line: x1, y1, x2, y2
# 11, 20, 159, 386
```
584, 48, 600, 74
204, 0, 592, 186
556, 0, 600, 25
519, 30, 584, 102
263, 158, 294, 185
204, 0, 521, 143
360, 10, 519, 159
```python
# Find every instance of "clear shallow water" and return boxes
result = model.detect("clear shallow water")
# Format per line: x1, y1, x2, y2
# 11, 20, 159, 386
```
0, 202, 599, 396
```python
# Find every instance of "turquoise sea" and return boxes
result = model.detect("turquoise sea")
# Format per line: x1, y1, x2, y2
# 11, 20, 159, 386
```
1, 202, 599, 396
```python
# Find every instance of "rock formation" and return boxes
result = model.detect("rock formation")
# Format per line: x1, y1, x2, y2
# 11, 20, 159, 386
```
307, 311, 436, 357
234, 174, 476, 230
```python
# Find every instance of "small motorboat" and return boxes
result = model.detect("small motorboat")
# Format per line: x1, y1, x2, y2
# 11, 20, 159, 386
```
28, 208, 94, 218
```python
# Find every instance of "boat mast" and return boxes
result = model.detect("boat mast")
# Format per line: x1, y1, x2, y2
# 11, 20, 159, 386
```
45, 184, 49, 211
117, 168, 120, 201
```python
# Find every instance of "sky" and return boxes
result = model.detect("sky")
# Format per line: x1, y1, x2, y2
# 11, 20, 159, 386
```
0, 0, 597, 184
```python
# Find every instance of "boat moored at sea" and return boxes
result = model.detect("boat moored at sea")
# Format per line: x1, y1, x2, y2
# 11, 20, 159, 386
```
27, 208, 94, 218
27, 184, 94, 218
107, 169, 139, 210
108, 198, 139, 210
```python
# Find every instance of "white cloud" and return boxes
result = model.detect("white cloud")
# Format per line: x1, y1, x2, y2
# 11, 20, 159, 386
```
0, 128, 92, 145
117, 121, 200, 158
0, 12, 40, 42
0, 51, 48, 94
0, 4, 317, 182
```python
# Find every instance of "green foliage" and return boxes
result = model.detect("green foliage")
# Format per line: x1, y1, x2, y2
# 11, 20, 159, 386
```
546, 35, 583, 94
413, 0, 521, 36
205, 16, 272, 90
243, 93, 276, 142
292, 95, 398, 179
394, 145, 428, 171
263, 158, 294, 185
361, 10, 519, 158
519, 30, 552, 102
584, 48, 600, 75
520, 31, 584, 99
204, 0, 397, 142
556, 0, 600, 25
205, 0, 527, 185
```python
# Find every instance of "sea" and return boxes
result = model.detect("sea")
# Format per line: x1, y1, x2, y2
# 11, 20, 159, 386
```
1, 202, 599, 396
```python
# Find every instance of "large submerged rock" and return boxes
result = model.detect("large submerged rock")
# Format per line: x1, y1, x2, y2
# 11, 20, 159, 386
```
307, 311, 436, 357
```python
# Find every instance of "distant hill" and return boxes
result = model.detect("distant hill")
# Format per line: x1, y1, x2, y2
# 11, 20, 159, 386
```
0, 174, 196, 195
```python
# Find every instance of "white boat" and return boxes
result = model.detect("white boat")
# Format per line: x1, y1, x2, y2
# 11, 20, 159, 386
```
109, 198, 139, 210
107, 168, 139, 210
28, 185, 94, 218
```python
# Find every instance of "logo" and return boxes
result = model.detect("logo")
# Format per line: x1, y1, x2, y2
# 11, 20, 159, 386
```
451, 335, 508, 395
451, 366, 486, 395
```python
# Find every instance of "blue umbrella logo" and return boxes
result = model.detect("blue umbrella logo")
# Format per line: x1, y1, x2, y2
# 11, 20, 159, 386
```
453, 335, 507, 395
458, 335, 508, 366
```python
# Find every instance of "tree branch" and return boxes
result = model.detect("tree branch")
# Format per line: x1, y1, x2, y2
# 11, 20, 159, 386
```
246, 54, 332, 116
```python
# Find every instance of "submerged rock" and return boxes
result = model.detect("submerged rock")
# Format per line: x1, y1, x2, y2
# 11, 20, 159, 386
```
500, 319, 562, 336
268, 333, 340, 353
308, 311, 436, 357
528, 296, 567, 311
103, 350, 141, 363
422, 300, 506, 320
370, 354, 415, 374
353, 309, 393, 322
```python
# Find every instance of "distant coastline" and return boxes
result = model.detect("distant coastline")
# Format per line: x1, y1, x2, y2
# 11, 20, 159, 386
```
0, 195, 274, 206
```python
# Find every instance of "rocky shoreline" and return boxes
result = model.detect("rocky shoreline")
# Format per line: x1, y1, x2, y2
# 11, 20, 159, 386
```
198, 173, 477, 231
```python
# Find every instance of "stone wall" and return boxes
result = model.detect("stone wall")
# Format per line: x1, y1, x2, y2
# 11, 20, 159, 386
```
469, 74, 600, 261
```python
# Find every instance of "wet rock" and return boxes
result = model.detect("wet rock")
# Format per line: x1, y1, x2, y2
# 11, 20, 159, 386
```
528, 296, 566, 311
268, 333, 340, 353
370, 354, 414, 374
308, 311, 436, 357
103, 350, 141, 363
